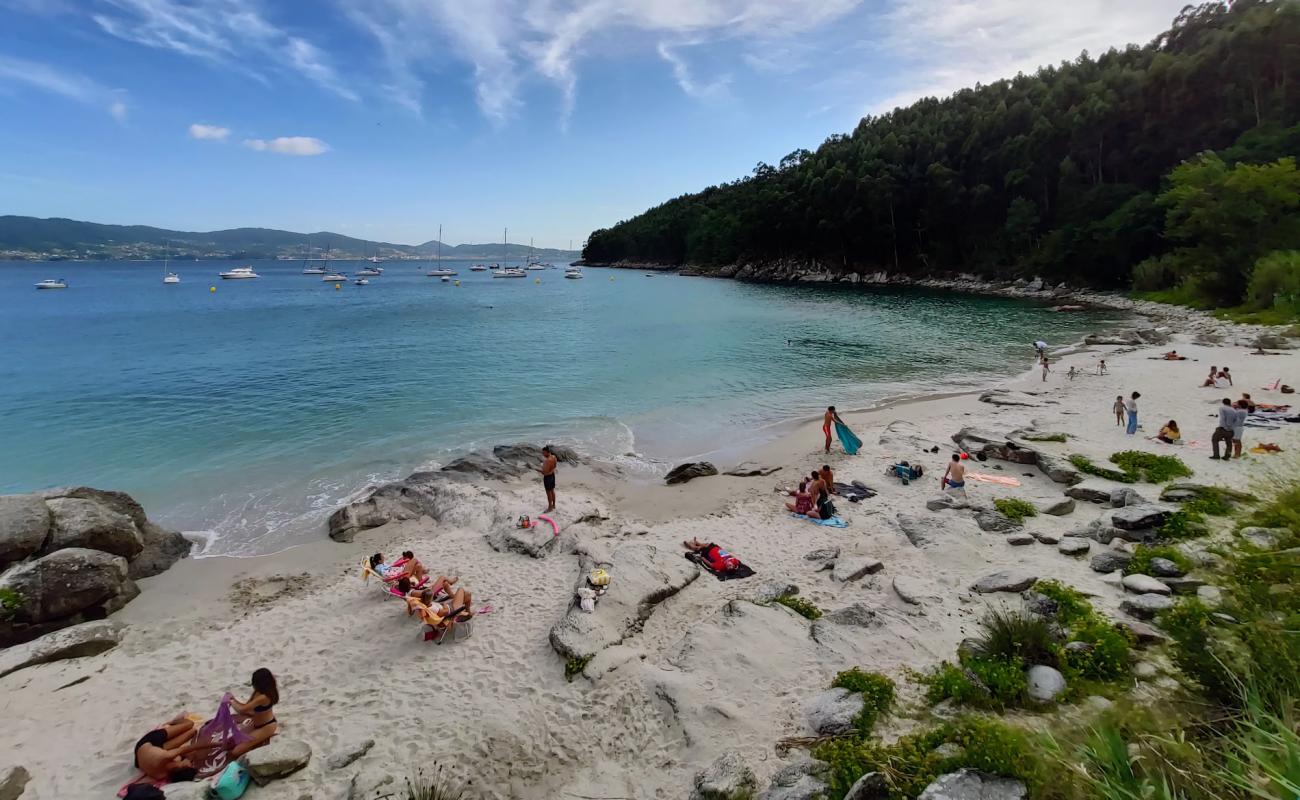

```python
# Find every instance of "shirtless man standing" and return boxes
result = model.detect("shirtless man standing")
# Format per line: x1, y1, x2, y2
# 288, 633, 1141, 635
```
822, 406, 844, 454
537, 445, 558, 512
941, 453, 967, 492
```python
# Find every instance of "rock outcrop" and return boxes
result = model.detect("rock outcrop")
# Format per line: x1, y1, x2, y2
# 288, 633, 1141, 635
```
951, 428, 1079, 484
971, 571, 1037, 593
919, 768, 1027, 800
807, 688, 865, 735
245, 738, 312, 785
690, 752, 757, 800
665, 462, 720, 485
0, 620, 125, 679
0, 495, 50, 570
0, 549, 139, 646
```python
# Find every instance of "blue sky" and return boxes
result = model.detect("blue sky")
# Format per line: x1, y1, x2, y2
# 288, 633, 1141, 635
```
0, 0, 1188, 248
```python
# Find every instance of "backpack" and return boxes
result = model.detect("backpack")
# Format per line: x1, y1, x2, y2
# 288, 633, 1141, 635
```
212, 761, 249, 800
123, 787, 165, 800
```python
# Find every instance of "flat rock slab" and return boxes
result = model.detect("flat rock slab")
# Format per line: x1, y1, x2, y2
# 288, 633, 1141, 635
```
326, 737, 375, 770
723, 462, 781, 477
1122, 574, 1171, 595
975, 511, 1019, 533
1031, 530, 1062, 545
0, 766, 30, 800
1006, 533, 1035, 546
749, 579, 800, 604
1239, 527, 1287, 549
1038, 498, 1076, 516
831, 556, 883, 583
823, 603, 879, 628
1121, 593, 1174, 620
918, 768, 1027, 800
1164, 577, 1206, 595
893, 576, 935, 605
1148, 557, 1183, 577
971, 571, 1037, 594
0, 620, 125, 679
550, 543, 699, 661
1058, 537, 1091, 556
1065, 482, 1114, 503
1115, 618, 1167, 644
666, 462, 718, 485
807, 687, 865, 735
1090, 550, 1132, 573
245, 738, 311, 785
1111, 488, 1148, 508
1112, 505, 1170, 531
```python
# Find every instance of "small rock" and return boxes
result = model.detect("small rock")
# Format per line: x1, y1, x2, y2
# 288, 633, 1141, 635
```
1148, 558, 1183, 578
918, 768, 1027, 800
971, 570, 1037, 593
892, 576, 933, 606
1065, 482, 1113, 503
1239, 527, 1286, 550
1021, 590, 1058, 618
245, 738, 312, 785
1038, 498, 1076, 516
1025, 665, 1067, 703
691, 751, 757, 800
1115, 619, 1166, 644
1110, 488, 1147, 508
0, 766, 30, 800
832, 556, 883, 583
975, 511, 1019, 532
807, 688, 865, 735
0, 494, 51, 570
751, 579, 800, 603
843, 771, 889, 800
1064, 640, 1094, 654
1090, 550, 1132, 574
1006, 533, 1035, 546
665, 462, 719, 485
1134, 662, 1159, 680
927, 494, 970, 512
1121, 593, 1174, 620
1196, 585, 1223, 607
1122, 574, 1171, 596
933, 743, 965, 760
757, 758, 829, 800
803, 547, 840, 566
1162, 577, 1205, 595
1214, 612, 1239, 624
824, 603, 880, 628
348, 768, 394, 800
1058, 537, 1091, 556
1032, 530, 1062, 545
326, 738, 375, 770
1112, 505, 1170, 531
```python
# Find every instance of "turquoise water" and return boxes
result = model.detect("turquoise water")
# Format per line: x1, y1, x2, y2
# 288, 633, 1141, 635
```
0, 260, 1119, 555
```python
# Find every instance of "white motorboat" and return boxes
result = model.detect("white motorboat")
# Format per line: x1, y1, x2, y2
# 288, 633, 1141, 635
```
323, 272, 347, 282
353, 278, 369, 285
219, 266, 259, 279
426, 268, 457, 277
469, 263, 489, 272
302, 265, 326, 274
564, 268, 583, 280
162, 240, 180, 284
440, 275, 451, 283
35, 278, 67, 289
356, 268, 381, 276
163, 272, 180, 284
491, 268, 528, 279
526, 264, 546, 271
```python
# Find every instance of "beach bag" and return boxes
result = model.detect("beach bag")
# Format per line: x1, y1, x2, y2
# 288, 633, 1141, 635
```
212, 761, 249, 800
123, 787, 165, 800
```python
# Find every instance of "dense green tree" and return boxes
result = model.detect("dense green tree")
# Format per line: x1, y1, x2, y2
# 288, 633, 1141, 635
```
584, 1, 1300, 301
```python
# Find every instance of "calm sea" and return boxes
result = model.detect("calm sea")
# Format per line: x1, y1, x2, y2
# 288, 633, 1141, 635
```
0, 259, 1119, 555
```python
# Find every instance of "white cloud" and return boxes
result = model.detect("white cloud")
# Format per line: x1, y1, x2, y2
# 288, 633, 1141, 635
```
867, 0, 1190, 114
343, 0, 861, 123
189, 123, 231, 141
242, 136, 329, 156
0, 53, 129, 119
92, 0, 357, 101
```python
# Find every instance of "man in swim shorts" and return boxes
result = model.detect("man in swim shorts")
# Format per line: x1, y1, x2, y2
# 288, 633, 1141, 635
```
538, 445, 558, 512
822, 406, 843, 454
941, 453, 966, 492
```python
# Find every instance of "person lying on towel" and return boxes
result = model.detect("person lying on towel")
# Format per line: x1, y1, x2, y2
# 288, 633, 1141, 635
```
682, 539, 740, 573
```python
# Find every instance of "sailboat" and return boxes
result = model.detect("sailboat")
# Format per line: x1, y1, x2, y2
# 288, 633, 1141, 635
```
162, 240, 180, 284
491, 228, 527, 278
302, 238, 326, 274
525, 237, 545, 270
426, 225, 456, 276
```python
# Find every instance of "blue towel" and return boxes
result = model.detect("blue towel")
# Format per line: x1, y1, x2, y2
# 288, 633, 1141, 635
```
792, 513, 849, 528
835, 421, 862, 455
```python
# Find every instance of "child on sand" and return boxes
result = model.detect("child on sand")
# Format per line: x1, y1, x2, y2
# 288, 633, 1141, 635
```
1041, 357, 1051, 382
1098, 359, 1107, 375
1113, 395, 1124, 427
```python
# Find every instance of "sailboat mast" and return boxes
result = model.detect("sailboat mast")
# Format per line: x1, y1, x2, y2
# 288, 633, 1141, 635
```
437, 224, 442, 263
504, 227, 508, 268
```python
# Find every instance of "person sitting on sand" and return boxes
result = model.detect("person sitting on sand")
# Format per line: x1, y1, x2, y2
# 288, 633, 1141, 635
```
1221, 366, 1233, 386
133, 715, 206, 783
1161, 350, 1186, 360
784, 481, 814, 516
1202, 366, 1219, 388
227, 668, 280, 759
1157, 420, 1181, 444
820, 464, 835, 494
682, 539, 740, 573
940, 453, 966, 491
1240, 392, 1257, 413
806, 469, 836, 519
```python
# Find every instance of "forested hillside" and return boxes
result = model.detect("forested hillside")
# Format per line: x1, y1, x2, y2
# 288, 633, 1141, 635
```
585, 1, 1299, 311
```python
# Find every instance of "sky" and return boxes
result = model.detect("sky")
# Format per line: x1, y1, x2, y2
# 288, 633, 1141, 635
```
0, 0, 1190, 248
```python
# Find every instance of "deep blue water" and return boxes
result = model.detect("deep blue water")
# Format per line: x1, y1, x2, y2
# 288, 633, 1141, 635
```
0, 259, 1118, 554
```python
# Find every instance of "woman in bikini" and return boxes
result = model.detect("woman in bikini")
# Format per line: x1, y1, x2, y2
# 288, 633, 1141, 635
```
784, 481, 814, 516
132, 714, 205, 783
228, 668, 280, 758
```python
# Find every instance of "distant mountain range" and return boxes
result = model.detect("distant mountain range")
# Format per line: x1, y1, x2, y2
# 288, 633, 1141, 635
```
0, 216, 579, 261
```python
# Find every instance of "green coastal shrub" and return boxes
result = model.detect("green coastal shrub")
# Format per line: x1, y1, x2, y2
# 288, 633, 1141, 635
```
564, 655, 591, 681
919, 656, 1028, 711
1183, 487, 1235, 517
773, 595, 822, 620
1109, 451, 1193, 483
968, 608, 1057, 667
993, 498, 1037, 523
1032, 580, 1093, 626
1069, 455, 1135, 483
1158, 509, 1208, 540
1124, 545, 1194, 577
1062, 617, 1134, 682
831, 668, 896, 734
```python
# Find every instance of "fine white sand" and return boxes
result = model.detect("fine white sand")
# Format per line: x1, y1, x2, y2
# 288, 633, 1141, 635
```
3, 332, 1297, 799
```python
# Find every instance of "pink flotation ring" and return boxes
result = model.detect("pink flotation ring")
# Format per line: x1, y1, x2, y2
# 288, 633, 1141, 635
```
538, 514, 559, 537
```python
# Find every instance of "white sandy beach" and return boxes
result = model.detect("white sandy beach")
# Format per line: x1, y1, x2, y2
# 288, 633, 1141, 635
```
3, 321, 1298, 799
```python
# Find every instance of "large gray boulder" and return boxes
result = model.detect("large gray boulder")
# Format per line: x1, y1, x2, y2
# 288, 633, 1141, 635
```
245, 738, 311, 785
129, 522, 192, 580
1036, 453, 1082, 485
843, 772, 889, 800
807, 687, 865, 735
1038, 498, 1076, 517
1090, 550, 1133, 574
328, 471, 497, 542
0, 767, 30, 800
918, 768, 1027, 800
0, 548, 138, 645
549, 544, 699, 663
1025, 665, 1066, 703
43, 497, 142, 560
690, 751, 757, 800
0, 495, 51, 570
1121, 594, 1174, 620
665, 462, 719, 485
0, 620, 125, 679
975, 511, 1018, 533
1148, 557, 1184, 578
40, 486, 148, 529
1239, 527, 1287, 550
1111, 488, 1148, 508
758, 758, 829, 800
971, 570, 1037, 594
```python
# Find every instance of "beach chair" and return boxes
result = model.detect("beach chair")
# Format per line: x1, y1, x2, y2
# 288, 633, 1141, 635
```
408, 598, 474, 645
360, 559, 433, 599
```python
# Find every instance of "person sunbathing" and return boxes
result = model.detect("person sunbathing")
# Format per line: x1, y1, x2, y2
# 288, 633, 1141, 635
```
682, 539, 740, 572
1161, 350, 1186, 360
785, 481, 814, 516
227, 668, 280, 759
408, 586, 474, 640
395, 575, 457, 602
382, 551, 428, 584
133, 715, 204, 783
